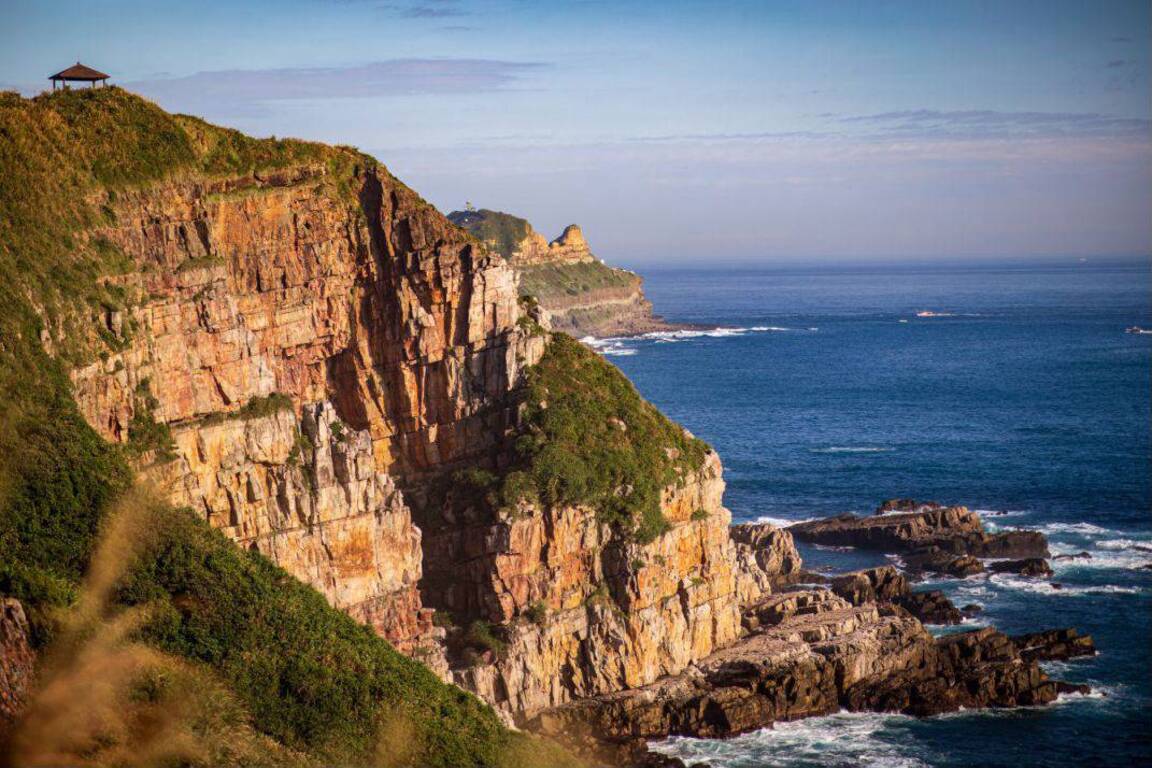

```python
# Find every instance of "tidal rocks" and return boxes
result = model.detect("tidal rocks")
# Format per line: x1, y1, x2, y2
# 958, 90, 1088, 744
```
828, 566, 962, 625
875, 498, 943, 515
0, 598, 35, 737
988, 558, 1054, 578
529, 598, 1074, 751
1010, 629, 1097, 662
896, 590, 964, 626
789, 505, 1049, 569
902, 550, 985, 578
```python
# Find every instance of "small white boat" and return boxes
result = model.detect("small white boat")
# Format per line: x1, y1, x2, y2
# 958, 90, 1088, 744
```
1126, 326, 1151, 335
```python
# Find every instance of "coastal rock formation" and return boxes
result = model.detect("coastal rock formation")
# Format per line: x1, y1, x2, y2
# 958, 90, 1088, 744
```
0, 599, 35, 737
829, 566, 963, 625
19, 91, 1100, 765
790, 504, 1050, 577
1010, 628, 1097, 662
64, 152, 542, 668
447, 208, 675, 337
440, 451, 753, 721
530, 600, 1075, 751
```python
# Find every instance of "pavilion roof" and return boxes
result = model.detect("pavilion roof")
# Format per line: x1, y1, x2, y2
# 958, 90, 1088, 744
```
50, 63, 110, 81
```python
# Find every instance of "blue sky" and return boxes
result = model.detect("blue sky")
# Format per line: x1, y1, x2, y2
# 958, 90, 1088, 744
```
2, 0, 1149, 265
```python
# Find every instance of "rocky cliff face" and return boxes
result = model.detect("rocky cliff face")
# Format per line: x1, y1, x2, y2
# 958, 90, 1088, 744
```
0, 599, 34, 739
65, 159, 543, 663
55, 128, 748, 722
447, 209, 674, 337
442, 452, 758, 721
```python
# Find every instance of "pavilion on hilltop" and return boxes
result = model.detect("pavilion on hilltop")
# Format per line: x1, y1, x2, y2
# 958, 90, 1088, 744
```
49, 63, 110, 90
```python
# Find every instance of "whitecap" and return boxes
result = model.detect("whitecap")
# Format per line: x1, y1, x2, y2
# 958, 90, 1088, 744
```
809, 446, 894, 454
1048, 539, 1152, 573
988, 573, 1142, 596
651, 711, 929, 768
752, 515, 813, 528
1034, 522, 1118, 536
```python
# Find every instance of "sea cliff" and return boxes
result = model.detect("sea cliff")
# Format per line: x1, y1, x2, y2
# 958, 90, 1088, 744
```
447, 208, 674, 337
0, 88, 1095, 767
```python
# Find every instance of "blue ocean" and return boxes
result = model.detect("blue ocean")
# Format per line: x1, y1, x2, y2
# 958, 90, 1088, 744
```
588, 261, 1151, 768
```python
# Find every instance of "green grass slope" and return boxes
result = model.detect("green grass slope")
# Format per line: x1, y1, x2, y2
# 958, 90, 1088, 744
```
0, 88, 578, 767
449, 333, 710, 544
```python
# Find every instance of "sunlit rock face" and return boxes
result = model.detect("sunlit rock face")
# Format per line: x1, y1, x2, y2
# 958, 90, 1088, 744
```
67, 161, 541, 668
61, 154, 785, 720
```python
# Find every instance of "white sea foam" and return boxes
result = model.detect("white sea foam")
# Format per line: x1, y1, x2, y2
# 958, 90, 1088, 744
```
810, 446, 895, 454
651, 711, 929, 768
580, 337, 637, 356
1049, 539, 1152, 573
752, 515, 812, 528
971, 508, 1030, 519
988, 573, 1142, 596
1034, 522, 1118, 536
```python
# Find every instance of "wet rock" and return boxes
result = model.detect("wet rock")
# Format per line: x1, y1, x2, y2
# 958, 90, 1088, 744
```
897, 590, 963, 625
828, 566, 962, 625
988, 558, 1053, 577
903, 550, 985, 578
874, 498, 943, 516
1010, 629, 1097, 662
961, 603, 984, 616
789, 505, 1049, 572
1053, 551, 1092, 561
529, 604, 1084, 751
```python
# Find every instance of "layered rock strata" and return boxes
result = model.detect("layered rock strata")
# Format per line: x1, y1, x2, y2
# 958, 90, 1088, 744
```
440, 452, 765, 722
529, 532, 1092, 762
66, 158, 543, 666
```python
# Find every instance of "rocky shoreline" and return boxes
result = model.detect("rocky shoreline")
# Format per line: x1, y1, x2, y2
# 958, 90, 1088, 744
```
526, 502, 1096, 767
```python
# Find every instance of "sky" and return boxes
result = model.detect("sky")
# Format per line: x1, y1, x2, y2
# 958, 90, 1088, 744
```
2, 0, 1150, 266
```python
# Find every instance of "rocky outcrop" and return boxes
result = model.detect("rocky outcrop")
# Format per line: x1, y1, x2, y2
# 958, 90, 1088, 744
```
789, 505, 1050, 577
1010, 629, 1097, 662
438, 452, 752, 722
0, 598, 35, 737
988, 558, 1054, 577
829, 566, 962, 625
447, 208, 676, 337
730, 522, 803, 601
529, 599, 1076, 751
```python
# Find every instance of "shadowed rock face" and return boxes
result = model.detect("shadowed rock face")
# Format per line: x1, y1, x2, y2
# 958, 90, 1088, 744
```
0, 599, 35, 736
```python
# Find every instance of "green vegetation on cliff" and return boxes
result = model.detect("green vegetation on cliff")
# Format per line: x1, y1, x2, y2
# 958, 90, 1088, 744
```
447, 208, 533, 261
0, 88, 578, 767
458, 333, 710, 543
518, 261, 638, 303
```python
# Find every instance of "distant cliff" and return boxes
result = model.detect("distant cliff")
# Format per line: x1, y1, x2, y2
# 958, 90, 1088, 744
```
447, 208, 675, 337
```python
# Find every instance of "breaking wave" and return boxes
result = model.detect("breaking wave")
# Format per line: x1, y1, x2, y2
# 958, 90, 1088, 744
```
651, 711, 929, 768
809, 446, 895, 454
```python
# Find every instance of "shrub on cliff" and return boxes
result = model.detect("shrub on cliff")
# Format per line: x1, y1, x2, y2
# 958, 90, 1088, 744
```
503, 333, 710, 543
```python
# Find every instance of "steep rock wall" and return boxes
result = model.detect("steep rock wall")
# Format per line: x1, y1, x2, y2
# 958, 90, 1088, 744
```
430, 452, 765, 721
66, 161, 541, 665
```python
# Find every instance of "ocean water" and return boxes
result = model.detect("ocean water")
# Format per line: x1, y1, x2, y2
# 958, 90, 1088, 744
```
586, 261, 1152, 768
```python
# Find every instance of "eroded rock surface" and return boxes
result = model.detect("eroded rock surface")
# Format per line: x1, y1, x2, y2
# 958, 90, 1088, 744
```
790, 504, 1050, 579
0, 598, 35, 737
